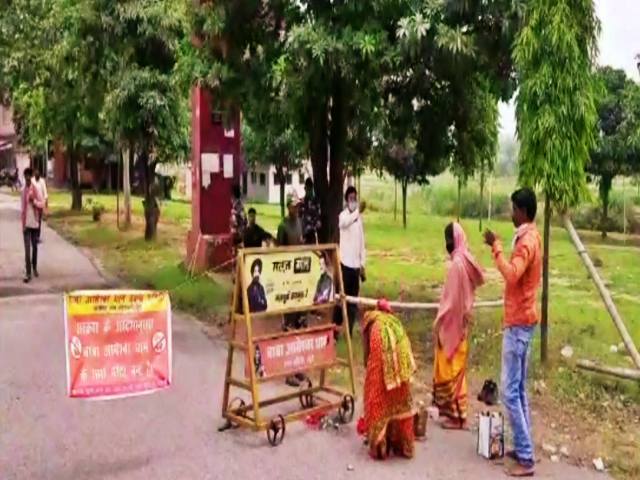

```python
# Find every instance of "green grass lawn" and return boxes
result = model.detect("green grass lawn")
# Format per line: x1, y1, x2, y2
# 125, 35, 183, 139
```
47, 185, 640, 477
47, 191, 229, 320
48, 189, 640, 381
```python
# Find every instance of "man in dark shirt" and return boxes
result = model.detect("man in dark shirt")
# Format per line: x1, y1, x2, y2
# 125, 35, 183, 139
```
300, 178, 321, 244
243, 208, 274, 248
276, 196, 303, 246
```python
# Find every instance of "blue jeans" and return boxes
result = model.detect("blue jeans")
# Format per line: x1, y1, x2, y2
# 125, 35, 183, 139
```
501, 325, 536, 467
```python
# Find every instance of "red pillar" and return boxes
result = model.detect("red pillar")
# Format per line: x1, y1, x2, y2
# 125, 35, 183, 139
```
186, 86, 243, 271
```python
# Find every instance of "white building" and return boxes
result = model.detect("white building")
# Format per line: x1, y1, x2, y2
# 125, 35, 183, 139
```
176, 159, 354, 204
243, 160, 312, 204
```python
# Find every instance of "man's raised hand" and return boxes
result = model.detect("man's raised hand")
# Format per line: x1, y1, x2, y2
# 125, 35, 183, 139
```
483, 229, 497, 247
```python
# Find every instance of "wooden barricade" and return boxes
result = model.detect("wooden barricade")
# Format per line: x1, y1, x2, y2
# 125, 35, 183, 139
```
220, 244, 356, 445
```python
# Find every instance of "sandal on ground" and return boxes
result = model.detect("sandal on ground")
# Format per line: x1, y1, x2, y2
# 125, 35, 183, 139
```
504, 461, 535, 477
440, 418, 468, 430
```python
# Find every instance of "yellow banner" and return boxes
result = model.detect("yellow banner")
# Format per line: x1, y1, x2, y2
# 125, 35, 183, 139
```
243, 250, 335, 314
65, 290, 170, 317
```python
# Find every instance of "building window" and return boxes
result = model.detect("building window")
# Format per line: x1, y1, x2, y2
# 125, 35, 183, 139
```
259, 173, 266, 186
250, 171, 257, 184
298, 171, 305, 184
274, 172, 293, 185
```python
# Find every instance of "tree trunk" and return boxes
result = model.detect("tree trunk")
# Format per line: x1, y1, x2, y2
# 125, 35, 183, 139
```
106, 162, 112, 192
116, 152, 120, 229
394, 179, 398, 221
541, 193, 551, 364
402, 180, 408, 229
623, 177, 627, 235
599, 174, 612, 238
327, 77, 348, 243
488, 175, 493, 222
309, 98, 330, 242
123, 146, 132, 229
69, 146, 82, 211
479, 168, 485, 232
140, 150, 159, 241
456, 178, 462, 222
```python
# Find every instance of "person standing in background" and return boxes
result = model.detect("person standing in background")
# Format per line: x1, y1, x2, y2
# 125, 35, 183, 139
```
484, 187, 541, 477
21, 168, 44, 283
243, 208, 274, 248
300, 178, 321, 244
230, 184, 247, 247
276, 195, 303, 246
276, 194, 306, 387
336, 186, 366, 337
33, 168, 48, 242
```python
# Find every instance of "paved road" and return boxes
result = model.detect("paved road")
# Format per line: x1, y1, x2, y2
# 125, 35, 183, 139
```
0, 191, 608, 479
0, 192, 110, 296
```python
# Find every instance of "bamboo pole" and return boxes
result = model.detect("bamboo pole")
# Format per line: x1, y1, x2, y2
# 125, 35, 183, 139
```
563, 215, 640, 369
346, 296, 502, 311
576, 359, 640, 381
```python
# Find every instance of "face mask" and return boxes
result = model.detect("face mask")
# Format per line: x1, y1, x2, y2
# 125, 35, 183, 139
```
348, 201, 358, 212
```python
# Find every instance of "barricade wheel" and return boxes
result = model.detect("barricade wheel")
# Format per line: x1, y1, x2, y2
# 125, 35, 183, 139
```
299, 379, 315, 409
218, 397, 246, 432
229, 397, 247, 417
267, 415, 286, 446
338, 394, 355, 424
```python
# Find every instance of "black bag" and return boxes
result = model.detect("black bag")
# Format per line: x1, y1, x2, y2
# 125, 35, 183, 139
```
477, 379, 499, 406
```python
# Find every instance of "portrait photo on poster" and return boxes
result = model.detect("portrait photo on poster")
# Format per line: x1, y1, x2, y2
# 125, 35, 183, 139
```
313, 251, 334, 305
247, 258, 268, 313
244, 249, 327, 314
254, 344, 266, 377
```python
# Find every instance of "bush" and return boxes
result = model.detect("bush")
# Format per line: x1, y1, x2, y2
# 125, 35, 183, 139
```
421, 184, 511, 220
571, 191, 640, 234
85, 198, 106, 222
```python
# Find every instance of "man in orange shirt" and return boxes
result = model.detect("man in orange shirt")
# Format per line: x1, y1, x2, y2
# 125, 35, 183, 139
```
484, 187, 542, 477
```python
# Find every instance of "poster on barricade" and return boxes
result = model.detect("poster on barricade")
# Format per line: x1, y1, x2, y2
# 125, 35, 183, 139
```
64, 290, 172, 399
246, 327, 336, 379
243, 249, 335, 314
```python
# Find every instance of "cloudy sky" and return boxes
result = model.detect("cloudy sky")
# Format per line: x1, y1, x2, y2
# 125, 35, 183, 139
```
499, 0, 640, 137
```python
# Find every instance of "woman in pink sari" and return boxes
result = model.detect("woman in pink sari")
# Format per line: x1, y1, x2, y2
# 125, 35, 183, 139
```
433, 222, 484, 429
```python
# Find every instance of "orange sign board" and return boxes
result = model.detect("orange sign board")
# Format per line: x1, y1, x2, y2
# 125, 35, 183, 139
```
247, 327, 336, 379
64, 290, 172, 399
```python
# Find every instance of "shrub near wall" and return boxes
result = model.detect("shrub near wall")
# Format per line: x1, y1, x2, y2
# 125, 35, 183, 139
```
571, 192, 640, 234
422, 184, 511, 220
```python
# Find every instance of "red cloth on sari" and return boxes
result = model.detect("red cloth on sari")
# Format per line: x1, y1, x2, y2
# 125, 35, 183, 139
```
363, 310, 414, 460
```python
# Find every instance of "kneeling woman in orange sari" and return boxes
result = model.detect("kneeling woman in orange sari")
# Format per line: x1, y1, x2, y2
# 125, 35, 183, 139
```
362, 300, 416, 459
433, 222, 484, 429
